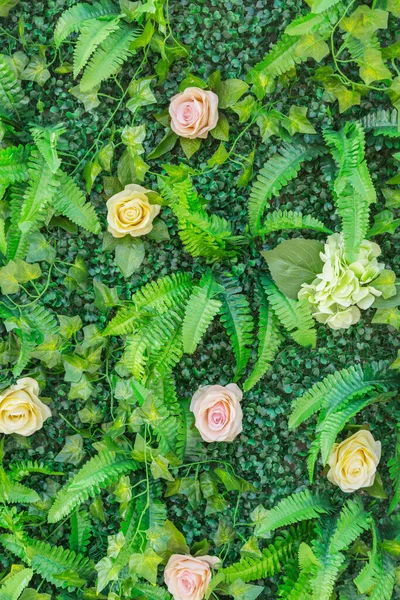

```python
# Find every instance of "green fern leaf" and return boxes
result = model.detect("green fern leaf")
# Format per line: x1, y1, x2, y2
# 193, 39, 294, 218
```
18, 151, 59, 234
26, 538, 94, 588
244, 280, 282, 391
252, 34, 301, 79
182, 270, 222, 354
69, 510, 92, 554
307, 435, 321, 483
261, 277, 316, 348
104, 273, 192, 336
253, 490, 331, 538
54, 171, 101, 234
148, 326, 183, 380
361, 109, 400, 138
0, 467, 40, 504
54, 0, 119, 47
311, 551, 345, 600
0, 567, 33, 600
48, 451, 137, 522
8, 460, 63, 481
176, 398, 203, 461
132, 583, 171, 600
73, 16, 121, 77
249, 143, 319, 235
260, 209, 332, 235
219, 276, 254, 380
0, 146, 29, 186
329, 498, 370, 554
6, 185, 29, 260
80, 24, 139, 92
278, 565, 313, 600
0, 54, 24, 117
388, 426, 400, 514
311, 0, 341, 12
368, 555, 396, 600
221, 523, 313, 583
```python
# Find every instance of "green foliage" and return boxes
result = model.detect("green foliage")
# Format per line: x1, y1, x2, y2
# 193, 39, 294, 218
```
248, 143, 319, 235
0, 568, 33, 600
69, 510, 92, 554
0, 54, 24, 117
259, 210, 332, 236
53, 172, 101, 234
54, 0, 120, 47
324, 122, 376, 261
388, 426, 400, 514
252, 490, 331, 538
0, 146, 29, 186
48, 451, 138, 522
221, 523, 313, 583
182, 270, 222, 354
219, 276, 255, 380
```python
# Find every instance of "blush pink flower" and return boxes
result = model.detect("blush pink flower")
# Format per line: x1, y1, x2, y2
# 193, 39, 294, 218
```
190, 383, 243, 443
164, 554, 220, 600
169, 87, 219, 139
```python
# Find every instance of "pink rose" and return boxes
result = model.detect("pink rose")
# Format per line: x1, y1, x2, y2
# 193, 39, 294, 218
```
164, 554, 220, 600
190, 383, 243, 443
169, 87, 219, 139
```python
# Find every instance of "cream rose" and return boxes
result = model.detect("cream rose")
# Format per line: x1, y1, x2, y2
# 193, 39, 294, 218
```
169, 87, 219, 139
0, 377, 51, 436
107, 184, 161, 238
190, 383, 243, 443
327, 430, 381, 493
164, 554, 220, 600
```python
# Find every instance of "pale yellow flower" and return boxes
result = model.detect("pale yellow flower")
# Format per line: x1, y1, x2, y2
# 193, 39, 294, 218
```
107, 184, 160, 238
0, 377, 51, 436
327, 430, 381, 493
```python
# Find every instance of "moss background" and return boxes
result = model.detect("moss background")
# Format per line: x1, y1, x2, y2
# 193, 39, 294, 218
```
1, 0, 400, 596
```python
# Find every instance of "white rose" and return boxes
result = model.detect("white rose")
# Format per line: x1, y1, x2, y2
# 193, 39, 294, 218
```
0, 377, 51, 436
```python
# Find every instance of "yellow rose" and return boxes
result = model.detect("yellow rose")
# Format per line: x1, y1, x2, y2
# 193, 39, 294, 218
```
169, 87, 219, 139
164, 554, 220, 600
190, 384, 243, 443
327, 430, 381, 493
0, 377, 51, 436
106, 184, 161, 238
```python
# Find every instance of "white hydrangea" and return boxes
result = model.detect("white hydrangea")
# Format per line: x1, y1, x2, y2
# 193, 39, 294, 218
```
298, 233, 384, 330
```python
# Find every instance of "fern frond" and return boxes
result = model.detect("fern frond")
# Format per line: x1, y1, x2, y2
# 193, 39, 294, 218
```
73, 16, 121, 77
361, 108, 400, 138
0, 146, 29, 186
104, 273, 192, 336
26, 538, 94, 588
0, 55, 24, 117
329, 498, 370, 554
278, 565, 313, 600
0, 467, 40, 504
18, 151, 59, 234
311, 551, 346, 600
6, 186, 29, 260
0, 567, 33, 600
248, 143, 318, 235
260, 209, 332, 235
182, 271, 222, 354
219, 276, 254, 380
261, 277, 316, 348
253, 490, 331, 538
221, 523, 313, 583
54, 0, 119, 47
48, 451, 137, 522
388, 427, 400, 515
368, 555, 396, 600
148, 326, 183, 380
7, 460, 61, 481
132, 583, 171, 600
176, 398, 203, 461
252, 34, 301, 78
69, 510, 92, 554
80, 24, 139, 92
54, 171, 101, 234
244, 280, 282, 391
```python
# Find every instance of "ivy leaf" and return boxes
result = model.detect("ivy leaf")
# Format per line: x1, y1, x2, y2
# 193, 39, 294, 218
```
295, 33, 329, 62
257, 110, 281, 141
281, 105, 317, 135
64, 255, 89, 291
372, 307, 400, 329
237, 150, 255, 187
21, 55, 50, 86
83, 159, 102, 193
26, 232, 56, 264
118, 148, 149, 185
151, 456, 174, 481
240, 536, 262, 558
70, 84, 101, 112
214, 519, 236, 547
97, 142, 114, 172
95, 557, 120, 593
341, 6, 389, 40
373, 269, 397, 299
231, 95, 257, 123
359, 49, 392, 85
93, 279, 120, 313
179, 73, 207, 90
129, 549, 163, 584
148, 129, 178, 160
126, 77, 156, 115
368, 209, 400, 236
229, 579, 264, 600
0, 259, 42, 295
382, 188, 400, 208
55, 434, 86, 466
262, 238, 324, 299
59, 315, 82, 339
215, 78, 249, 109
